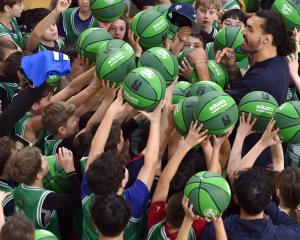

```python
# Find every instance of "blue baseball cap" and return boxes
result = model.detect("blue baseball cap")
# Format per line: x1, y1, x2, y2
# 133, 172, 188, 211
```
167, 2, 196, 25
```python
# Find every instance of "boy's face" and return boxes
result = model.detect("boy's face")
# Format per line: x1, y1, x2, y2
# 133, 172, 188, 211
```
183, 36, 204, 49
9, 1, 24, 17
63, 114, 80, 137
196, 6, 218, 29
78, 0, 90, 12
42, 21, 58, 42
108, 19, 126, 40
221, 18, 245, 29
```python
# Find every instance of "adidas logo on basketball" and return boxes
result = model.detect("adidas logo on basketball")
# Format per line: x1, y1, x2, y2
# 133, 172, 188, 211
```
281, 3, 292, 16
256, 105, 273, 114
209, 99, 227, 113
108, 53, 125, 66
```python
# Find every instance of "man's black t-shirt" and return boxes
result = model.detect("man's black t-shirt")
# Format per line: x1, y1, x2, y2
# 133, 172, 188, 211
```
229, 56, 290, 166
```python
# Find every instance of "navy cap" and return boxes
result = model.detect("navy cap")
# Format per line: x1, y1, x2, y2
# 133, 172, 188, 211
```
167, 2, 196, 23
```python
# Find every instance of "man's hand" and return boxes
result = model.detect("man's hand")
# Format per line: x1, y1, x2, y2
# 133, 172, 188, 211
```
215, 48, 237, 70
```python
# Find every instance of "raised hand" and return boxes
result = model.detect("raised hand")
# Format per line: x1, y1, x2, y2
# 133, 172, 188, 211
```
178, 26, 192, 43
179, 57, 194, 81
236, 112, 256, 139
100, 80, 117, 101
55, 0, 71, 13
128, 30, 142, 57
287, 53, 299, 83
182, 196, 200, 221
182, 121, 208, 148
259, 119, 281, 148
139, 100, 165, 123
215, 48, 237, 70
212, 129, 232, 149
56, 147, 75, 173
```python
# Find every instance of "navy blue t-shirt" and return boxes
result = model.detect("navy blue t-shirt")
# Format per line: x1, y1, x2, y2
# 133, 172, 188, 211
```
229, 56, 290, 166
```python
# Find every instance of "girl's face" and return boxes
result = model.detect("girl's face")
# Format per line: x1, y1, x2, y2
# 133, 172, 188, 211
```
108, 19, 127, 40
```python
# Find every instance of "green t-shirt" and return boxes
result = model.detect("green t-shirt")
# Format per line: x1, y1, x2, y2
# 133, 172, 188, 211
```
0, 17, 23, 47
147, 220, 196, 240
0, 82, 18, 103
14, 184, 61, 239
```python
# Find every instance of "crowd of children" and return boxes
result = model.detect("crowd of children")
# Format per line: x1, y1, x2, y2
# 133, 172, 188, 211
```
0, 0, 299, 239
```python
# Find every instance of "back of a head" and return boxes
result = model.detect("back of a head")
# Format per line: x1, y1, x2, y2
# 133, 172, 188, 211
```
8, 146, 42, 185
255, 10, 296, 56
278, 167, 300, 210
0, 0, 22, 12
0, 214, 35, 240
0, 137, 15, 176
25, 8, 51, 31
41, 101, 76, 134
234, 167, 273, 215
166, 191, 185, 229
0, 37, 18, 62
86, 150, 126, 196
91, 195, 131, 238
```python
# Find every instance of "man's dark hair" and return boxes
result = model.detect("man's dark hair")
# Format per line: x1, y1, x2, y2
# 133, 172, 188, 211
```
221, 9, 247, 24
166, 191, 185, 228
255, 10, 296, 56
0, 137, 15, 176
233, 167, 273, 215
91, 195, 131, 237
86, 150, 126, 196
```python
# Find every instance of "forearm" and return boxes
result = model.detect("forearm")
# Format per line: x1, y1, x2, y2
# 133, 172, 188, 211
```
195, 63, 211, 81
292, 75, 300, 94
209, 146, 222, 175
171, 38, 184, 56
227, 135, 245, 179
213, 219, 228, 240
86, 112, 114, 169
271, 143, 284, 172
51, 67, 95, 102
228, 65, 242, 88
177, 217, 193, 240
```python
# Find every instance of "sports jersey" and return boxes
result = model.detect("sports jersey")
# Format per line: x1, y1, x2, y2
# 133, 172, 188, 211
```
0, 180, 15, 218
59, 7, 97, 44
221, 0, 241, 11
0, 82, 18, 104
206, 42, 216, 60
44, 135, 63, 156
22, 34, 65, 53
148, 220, 196, 240
14, 112, 47, 151
81, 175, 150, 240
0, 17, 23, 47
14, 184, 61, 239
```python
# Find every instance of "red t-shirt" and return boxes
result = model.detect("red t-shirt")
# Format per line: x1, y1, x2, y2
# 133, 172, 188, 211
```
148, 201, 208, 239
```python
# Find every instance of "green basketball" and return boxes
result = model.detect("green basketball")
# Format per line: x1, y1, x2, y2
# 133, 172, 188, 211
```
186, 81, 223, 97
96, 48, 136, 86
238, 91, 279, 132
177, 48, 198, 83
274, 101, 300, 143
184, 171, 231, 217
271, 0, 300, 31
207, 60, 229, 89
35, 230, 58, 240
173, 96, 199, 135
172, 81, 192, 104
138, 47, 179, 86
77, 27, 113, 62
43, 155, 70, 193
90, 0, 125, 22
97, 39, 134, 57
214, 26, 247, 62
206, 42, 216, 60
194, 91, 238, 135
122, 67, 166, 111
131, 9, 169, 49
153, 4, 171, 15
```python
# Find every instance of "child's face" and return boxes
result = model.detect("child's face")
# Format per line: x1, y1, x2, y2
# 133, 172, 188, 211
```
9, 1, 24, 18
63, 114, 80, 137
196, 6, 218, 29
42, 21, 58, 42
78, 0, 91, 12
108, 19, 126, 40
221, 18, 245, 29
183, 36, 204, 49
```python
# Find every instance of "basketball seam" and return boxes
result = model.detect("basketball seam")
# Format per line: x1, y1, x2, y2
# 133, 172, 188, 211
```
101, 55, 133, 80
91, 1, 123, 11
